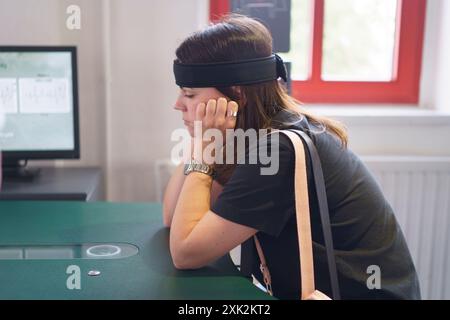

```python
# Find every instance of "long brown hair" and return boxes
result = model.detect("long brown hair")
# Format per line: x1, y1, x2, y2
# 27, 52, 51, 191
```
175, 14, 348, 183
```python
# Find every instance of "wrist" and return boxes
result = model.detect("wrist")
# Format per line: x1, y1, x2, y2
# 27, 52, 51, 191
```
184, 158, 215, 177
191, 138, 215, 165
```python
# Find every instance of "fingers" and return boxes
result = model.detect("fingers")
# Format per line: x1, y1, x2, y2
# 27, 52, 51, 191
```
197, 98, 238, 130
215, 98, 228, 119
195, 102, 206, 121
205, 99, 217, 124
225, 100, 238, 129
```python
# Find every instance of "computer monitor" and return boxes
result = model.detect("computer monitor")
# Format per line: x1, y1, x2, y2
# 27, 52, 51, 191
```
0, 46, 79, 179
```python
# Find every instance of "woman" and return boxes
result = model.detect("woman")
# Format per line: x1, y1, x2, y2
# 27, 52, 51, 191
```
163, 14, 421, 300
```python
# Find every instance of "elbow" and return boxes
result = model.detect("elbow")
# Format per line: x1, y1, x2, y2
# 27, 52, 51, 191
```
172, 258, 204, 271
172, 257, 193, 270
170, 244, 206, 270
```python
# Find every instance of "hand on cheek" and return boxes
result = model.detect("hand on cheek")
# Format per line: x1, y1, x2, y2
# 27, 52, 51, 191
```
195, 97, 238, 137
192, 98, 239, 163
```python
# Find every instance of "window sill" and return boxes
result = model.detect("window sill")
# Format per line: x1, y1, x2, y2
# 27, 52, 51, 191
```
306, 105, 450, 126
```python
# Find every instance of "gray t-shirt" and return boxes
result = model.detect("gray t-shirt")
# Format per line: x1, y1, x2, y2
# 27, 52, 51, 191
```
212, 110, 421, 299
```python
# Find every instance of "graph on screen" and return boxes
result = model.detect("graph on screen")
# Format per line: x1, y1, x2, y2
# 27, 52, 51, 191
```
0, 77, 70, 114
19, 78, 70, 113
0, 78, 18, 113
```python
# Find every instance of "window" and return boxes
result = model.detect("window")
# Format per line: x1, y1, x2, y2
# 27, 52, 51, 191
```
210, 0, 427, 104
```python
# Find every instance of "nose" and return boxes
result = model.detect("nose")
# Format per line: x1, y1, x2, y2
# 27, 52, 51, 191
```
174, 97, 187, 112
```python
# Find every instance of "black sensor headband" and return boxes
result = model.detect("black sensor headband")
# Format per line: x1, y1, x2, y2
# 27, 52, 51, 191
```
173, 53, 287, 88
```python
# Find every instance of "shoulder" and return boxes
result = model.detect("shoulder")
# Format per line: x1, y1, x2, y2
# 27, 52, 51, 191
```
226, 132, 296, 183
247, 131, 296, 155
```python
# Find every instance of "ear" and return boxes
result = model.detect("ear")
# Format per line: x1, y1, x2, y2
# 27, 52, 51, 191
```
231, 86, 241, 95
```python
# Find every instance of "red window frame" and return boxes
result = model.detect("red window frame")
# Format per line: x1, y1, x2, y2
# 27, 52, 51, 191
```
210, 0, 427, 104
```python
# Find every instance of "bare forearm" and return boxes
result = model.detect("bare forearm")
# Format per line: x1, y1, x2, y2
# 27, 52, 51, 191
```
162, 163, 186, 227
170, 172, 212, 244
162, 163, 223, 228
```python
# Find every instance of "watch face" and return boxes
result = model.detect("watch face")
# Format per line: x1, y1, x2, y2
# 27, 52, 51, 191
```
184, 163, 192, 175
195, 163, 206, 173
184, 160, 213, 176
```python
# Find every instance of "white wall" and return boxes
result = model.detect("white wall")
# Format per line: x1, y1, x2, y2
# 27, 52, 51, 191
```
433, 0, 450, 112
1, 0, 449, 201
106, 0, 208, 201
0, 0, 107, 172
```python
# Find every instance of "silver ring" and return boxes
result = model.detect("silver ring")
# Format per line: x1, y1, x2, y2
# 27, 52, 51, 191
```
229, 110, 238, 117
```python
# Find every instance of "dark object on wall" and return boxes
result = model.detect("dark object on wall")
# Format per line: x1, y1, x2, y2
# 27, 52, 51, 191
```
283, 61, 292, 94
231, 0, 291, 53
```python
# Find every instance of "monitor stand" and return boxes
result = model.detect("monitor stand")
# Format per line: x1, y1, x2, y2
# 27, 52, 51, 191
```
2, 159, 41, 182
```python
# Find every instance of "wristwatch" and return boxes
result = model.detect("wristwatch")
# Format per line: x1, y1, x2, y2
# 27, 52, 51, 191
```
184, 159, 215, 177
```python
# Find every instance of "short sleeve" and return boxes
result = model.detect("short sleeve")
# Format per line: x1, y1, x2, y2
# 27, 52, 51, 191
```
212, 134, 295, 237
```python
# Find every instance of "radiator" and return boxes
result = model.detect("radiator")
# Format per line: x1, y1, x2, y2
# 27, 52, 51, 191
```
362, 156, 450, 300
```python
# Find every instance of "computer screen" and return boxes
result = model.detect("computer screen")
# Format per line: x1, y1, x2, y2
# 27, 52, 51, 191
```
0, 46, 79, 160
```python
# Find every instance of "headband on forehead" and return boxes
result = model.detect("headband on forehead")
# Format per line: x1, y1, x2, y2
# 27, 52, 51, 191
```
173, 53, 287, 88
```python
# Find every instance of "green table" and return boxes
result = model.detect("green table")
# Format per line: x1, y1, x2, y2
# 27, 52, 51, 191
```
0, 201, 272, 300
